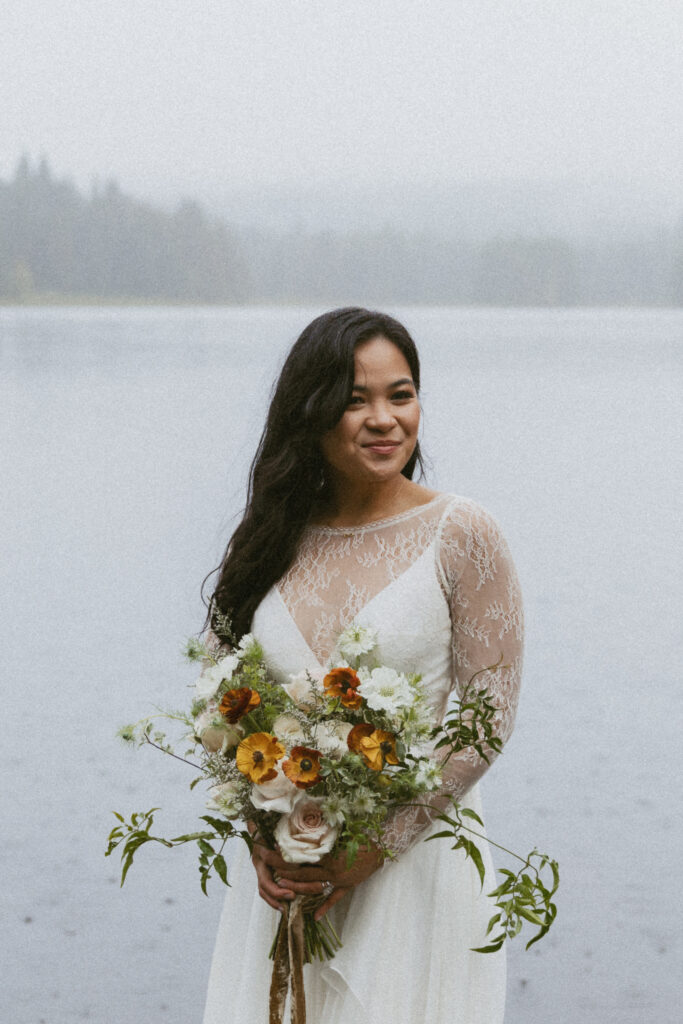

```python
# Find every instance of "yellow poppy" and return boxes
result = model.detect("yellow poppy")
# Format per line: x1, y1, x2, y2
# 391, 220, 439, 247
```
358, 728, 399, 772
347, 722, 374, 754
235, 732, 285, 783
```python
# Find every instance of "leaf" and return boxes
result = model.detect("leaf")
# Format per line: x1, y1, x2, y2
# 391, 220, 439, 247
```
517, 906, 545, 926
459, 807, 484, 827
424, 830, 456, 842
171, 831, 214, 843
200, 816, 228, 831
112, 812, 125, 823
485, 913, 502, 936
460, 837, 485, 888
471, 938, 505, 954
525, 927, 549, 951
213, 854, 229, 886
198, 839, 215, 858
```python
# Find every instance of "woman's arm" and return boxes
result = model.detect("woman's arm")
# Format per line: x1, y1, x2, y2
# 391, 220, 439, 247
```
259, 501, 524, 914
382, 499, 524, 855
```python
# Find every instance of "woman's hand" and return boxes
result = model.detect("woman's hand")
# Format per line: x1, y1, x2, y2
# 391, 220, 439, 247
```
250, 836, 297, 912
248, 821, 382, 919
272, 844, 383, 921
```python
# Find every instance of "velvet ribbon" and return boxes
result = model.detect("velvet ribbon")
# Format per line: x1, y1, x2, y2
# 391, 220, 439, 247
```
269, 895, 310, 1024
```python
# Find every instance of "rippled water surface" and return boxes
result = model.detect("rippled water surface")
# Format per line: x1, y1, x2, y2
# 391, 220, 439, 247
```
1, 305, 681, 1023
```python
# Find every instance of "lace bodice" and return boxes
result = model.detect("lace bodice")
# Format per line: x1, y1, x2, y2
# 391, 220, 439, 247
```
247, 492, 524, 856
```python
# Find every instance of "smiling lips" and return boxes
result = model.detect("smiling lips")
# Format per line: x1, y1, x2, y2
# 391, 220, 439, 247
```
362, 440, 401, 453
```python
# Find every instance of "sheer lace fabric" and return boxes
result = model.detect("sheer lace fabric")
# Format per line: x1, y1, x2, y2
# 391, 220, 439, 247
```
276, 493, 524, 856
202, 494, 520, 1023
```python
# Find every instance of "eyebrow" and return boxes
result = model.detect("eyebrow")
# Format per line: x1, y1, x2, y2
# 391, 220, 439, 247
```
351, 377, 415, 391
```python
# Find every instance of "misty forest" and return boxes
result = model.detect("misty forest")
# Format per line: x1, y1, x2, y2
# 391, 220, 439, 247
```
1, 155, 681, 306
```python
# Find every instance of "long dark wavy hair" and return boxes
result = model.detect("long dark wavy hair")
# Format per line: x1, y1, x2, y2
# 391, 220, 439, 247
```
205, 307, 424, 641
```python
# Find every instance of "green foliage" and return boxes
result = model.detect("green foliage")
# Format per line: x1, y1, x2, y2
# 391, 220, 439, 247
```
427, 802, 559, 953
109, 639, 560, 957
105, 808, 252, 894
434, 656, 506, 766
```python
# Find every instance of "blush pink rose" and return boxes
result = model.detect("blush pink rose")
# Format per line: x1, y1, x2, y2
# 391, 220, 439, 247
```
274, 793, 339, 863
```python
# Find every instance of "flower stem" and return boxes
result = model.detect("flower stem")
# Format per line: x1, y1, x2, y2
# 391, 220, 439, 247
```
142, 735, 203, 770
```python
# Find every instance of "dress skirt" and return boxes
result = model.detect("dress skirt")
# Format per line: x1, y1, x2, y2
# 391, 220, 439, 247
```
202, 784, 506, 1024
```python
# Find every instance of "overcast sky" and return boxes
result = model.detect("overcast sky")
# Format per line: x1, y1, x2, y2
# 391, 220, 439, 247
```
2, 0, 681, 224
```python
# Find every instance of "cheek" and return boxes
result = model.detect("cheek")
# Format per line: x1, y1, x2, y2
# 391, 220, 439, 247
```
321, 417, 358, 459
404, 406, 421, 435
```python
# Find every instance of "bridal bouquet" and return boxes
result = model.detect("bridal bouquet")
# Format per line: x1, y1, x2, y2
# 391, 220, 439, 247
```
107, 620, 558, 976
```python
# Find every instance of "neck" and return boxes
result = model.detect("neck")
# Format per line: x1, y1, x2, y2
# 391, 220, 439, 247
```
316, 475, 422, 528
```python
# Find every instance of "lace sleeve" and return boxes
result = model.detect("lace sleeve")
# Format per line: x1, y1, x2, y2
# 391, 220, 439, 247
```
204, 628, 224, 658
382, 499, 524, 856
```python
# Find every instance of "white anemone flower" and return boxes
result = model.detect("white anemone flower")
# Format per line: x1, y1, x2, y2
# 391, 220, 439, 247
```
206, 781, 242, 819
335, 623, 378, 661
358, 666, 413, 715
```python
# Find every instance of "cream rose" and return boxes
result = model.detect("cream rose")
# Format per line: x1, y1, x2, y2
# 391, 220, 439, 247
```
272, 712, 307, 750
250, 762, 298, 814
282, 669, 325, 710
274, 793, 339, 863
194, 710, 243, 754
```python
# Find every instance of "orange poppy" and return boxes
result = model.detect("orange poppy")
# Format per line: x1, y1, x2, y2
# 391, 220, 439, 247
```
219, 687, 261, 723
282, 746, 323, 789
323, 667, 363, 709
235, 732, 285, 783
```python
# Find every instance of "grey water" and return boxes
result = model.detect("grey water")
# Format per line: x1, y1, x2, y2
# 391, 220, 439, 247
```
1, 305, 681, 1024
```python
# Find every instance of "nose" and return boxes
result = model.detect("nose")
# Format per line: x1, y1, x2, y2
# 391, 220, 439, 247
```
365, 400, 397, 431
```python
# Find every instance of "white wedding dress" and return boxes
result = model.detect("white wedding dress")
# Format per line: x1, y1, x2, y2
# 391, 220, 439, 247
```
202, 493, 524, 1024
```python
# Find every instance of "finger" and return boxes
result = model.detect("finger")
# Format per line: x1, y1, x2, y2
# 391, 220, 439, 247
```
258, 884, 286, 912
279, 879, 334, 896
253, 859, 295, 902
252, 844, 288, 869
276, 865, 331, 883
314, 886, 349, 922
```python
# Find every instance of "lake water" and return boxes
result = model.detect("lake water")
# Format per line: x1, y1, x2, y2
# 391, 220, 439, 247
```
1, 305, 681, 1024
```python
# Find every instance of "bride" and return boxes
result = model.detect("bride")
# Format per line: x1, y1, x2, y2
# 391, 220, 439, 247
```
201, 307, 523, 1023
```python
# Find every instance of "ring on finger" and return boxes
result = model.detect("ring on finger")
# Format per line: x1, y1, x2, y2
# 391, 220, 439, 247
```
320, 880, 334, 897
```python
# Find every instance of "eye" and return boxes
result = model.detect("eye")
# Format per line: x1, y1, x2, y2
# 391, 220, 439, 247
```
392, 390, 415, 401
347, 394, 365, 406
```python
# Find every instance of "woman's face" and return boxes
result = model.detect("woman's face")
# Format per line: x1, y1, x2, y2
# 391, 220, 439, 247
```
320, 335, 420, 486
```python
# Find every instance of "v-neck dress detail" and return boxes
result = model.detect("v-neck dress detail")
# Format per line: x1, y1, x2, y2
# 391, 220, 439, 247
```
203, 493, 524, 1024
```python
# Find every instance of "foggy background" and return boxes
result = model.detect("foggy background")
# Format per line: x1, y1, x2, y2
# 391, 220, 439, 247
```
1, 0, 682, 305
2, 4, 682, 1024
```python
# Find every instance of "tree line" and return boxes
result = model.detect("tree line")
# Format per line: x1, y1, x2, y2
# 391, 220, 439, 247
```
1, 157, 681, 305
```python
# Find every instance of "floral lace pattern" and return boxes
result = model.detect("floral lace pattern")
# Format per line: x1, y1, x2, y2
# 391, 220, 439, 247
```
276, 493, 524, 856
278, 496, 445, 663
